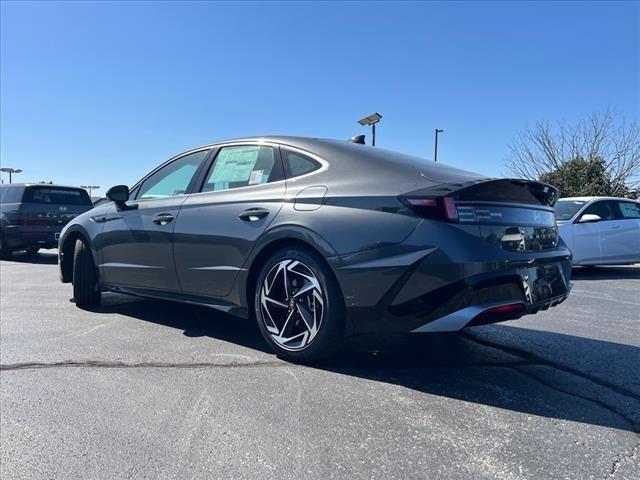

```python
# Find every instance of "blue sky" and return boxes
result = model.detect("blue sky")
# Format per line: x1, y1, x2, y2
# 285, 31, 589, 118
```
1, 1, 638, 195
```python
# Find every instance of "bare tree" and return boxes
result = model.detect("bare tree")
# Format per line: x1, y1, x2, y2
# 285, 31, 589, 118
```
504, 110, 640, 197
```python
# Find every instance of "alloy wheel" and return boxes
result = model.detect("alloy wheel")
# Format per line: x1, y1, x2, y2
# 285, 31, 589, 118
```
259, 259, 325, 351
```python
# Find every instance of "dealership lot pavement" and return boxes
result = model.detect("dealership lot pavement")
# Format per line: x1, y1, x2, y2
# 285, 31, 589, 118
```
1, 251, 639, 479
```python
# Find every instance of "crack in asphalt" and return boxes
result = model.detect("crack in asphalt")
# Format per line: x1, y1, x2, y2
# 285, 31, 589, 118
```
0, 359, 289, 371
462, 332, 640, 402
610, 441, 639, 477
609, 441, 639, 478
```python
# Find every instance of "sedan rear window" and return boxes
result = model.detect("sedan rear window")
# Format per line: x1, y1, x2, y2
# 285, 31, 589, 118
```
555, 200, 587, 221
23, 187, 92, 206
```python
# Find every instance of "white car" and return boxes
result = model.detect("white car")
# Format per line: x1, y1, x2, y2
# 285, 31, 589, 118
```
555, 196, 640, 266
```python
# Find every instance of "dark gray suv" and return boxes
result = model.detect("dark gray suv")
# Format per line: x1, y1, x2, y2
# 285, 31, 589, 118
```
1, 183, 93, 259
58, 137, 572, 362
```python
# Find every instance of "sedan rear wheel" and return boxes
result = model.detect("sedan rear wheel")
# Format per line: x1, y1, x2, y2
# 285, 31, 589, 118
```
255, 248, 344, 363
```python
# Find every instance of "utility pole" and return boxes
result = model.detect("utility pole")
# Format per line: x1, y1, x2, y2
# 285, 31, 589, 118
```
434, 129, 444, 162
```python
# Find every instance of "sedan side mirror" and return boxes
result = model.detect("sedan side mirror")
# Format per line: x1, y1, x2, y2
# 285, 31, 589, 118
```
106, 185, 130, 209
578, 213, 601, 223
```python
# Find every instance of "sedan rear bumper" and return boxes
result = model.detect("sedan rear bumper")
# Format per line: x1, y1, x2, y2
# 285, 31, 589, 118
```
330, 220, 572, 335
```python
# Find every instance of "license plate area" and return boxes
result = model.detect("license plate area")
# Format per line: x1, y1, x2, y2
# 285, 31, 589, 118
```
520, 264, 568, 304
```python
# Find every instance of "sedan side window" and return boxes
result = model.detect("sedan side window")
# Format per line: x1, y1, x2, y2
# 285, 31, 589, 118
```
581, 201, 616, 221
617, 201, 640, 219
202, 146, 280, 192
283, 149, 321, 178
137, 150, 210, 200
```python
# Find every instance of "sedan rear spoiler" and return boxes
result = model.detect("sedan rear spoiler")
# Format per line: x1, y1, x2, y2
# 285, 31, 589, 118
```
404, 178, 560, 208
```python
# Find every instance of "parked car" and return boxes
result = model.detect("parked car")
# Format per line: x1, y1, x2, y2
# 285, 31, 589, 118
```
555, 196, 640, 266
58, 137, 572, 362
1, 183, 93, 259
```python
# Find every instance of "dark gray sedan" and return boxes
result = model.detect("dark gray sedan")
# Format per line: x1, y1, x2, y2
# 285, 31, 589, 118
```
58, 137, 572, 362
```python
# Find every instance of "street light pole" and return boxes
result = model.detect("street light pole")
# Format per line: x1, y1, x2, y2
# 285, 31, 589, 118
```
434, 129, 444, 162
81, 185, 101, 197
0, 167, 23, 183
357, 113, 382, 147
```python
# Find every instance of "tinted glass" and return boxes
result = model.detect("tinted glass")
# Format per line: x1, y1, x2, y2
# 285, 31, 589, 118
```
555, 200, 587, 221
23, 187, 92, 205
582, 201, 616, 221
0, 186, 23, 204
202, 146, 276, 192
618, 201, 640, 219
138, 150, 209, 200
283, 150, 320, 178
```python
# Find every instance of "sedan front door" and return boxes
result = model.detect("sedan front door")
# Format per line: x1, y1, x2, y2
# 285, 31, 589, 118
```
96, 149, 211, 292
571, 200, 617, 265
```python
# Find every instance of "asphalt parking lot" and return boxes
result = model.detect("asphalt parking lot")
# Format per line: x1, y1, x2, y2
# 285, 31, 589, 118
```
1, 251, 638, 480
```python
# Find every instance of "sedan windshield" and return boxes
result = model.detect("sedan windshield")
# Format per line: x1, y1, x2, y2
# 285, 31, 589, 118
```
555, 199, 587, 221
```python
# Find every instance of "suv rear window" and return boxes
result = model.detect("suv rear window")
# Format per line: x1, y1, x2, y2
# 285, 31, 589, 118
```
22, 187, 92, 205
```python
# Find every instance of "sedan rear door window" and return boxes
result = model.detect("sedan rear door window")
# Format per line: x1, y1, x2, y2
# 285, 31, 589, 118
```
202, 146, 278, 192
618, 201, 640, 219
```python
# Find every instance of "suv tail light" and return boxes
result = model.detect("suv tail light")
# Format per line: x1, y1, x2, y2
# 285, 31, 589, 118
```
401, 196, 459, 221
18, 219, 48, 226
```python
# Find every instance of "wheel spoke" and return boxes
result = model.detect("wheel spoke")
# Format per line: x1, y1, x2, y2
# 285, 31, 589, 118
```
264, 296, 288, 308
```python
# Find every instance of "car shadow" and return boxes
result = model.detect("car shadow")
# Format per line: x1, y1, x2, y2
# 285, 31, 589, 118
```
89, 292, 640, 434
2, 250, 59, 265
571, 265, 640, 280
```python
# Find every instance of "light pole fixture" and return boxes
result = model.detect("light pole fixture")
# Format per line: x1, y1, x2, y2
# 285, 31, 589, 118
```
357, 112, 382, 146
81, 185, 101, 197
434, 128, 444, 162
0, 167, 23, 183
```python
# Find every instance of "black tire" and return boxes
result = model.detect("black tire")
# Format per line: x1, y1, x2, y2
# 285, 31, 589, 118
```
0, 234, 12, 260
73, 238, 101, 307
254, 247, 345, 363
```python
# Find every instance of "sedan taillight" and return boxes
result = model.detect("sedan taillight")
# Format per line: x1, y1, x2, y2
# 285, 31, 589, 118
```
402, 197, 459, 221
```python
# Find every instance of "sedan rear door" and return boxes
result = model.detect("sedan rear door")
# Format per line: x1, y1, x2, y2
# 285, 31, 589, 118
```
173, 144, 286, 298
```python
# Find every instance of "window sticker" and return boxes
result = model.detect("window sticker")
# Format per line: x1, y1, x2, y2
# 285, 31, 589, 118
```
249, 170, 264, 185
209, 147, 259, 183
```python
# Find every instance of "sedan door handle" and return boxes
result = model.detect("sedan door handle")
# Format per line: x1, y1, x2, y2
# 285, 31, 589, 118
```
238, 208, 270, 222
152, 213, 175, 225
